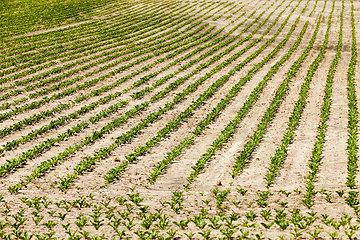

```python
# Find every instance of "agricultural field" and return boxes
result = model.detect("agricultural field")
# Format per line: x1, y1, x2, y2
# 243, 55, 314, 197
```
1, 0, 360, 238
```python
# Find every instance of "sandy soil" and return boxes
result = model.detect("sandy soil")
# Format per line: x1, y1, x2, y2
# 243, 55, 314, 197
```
0, 0, 360, 238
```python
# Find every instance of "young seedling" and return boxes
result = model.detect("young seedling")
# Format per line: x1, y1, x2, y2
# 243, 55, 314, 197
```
328, 231, 338, 240
166, 229, 177, 239
256, 191, 270, 207
279, 190, 291, 197
115, 197, 127, 205
11, 211, 27, 230
324, 192, 333, 203
236, 188, 248, 196
346, 191, 359, 206
198, 230, 211, 239
260, 209, 271, 221
220, 228, 237, 239
173, 218, 190, 230
255, 231, 263, 240
191, 215, 207, 229
47, 210, 56, 216
122, 217, 136, 231
32, 212, 44, 225
345, 230, 356, 240
127, 192, 143, 206
43, 220, 57, 231
184, 232, 195, 240
232, 200, 241, 207
62, 223, 70, 231
57, 212, 67, 221
141, 216, 153, 230
291, 227, 303, 239
208, 216, 222, 229
156, 214, 170, 230
202, 199, 211, 206
108, 216, 122, 231
307, 228, 321, 239
294, 189, 301, 194
245, 210, 257, 221
261, 220, 275, 229
75, 215, 89, 230
336, 190, 345, 197
80, 231, 90, 239
90, 211, 104, 230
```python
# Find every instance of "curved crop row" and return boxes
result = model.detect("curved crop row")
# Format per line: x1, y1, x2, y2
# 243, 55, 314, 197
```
264, 0, 333, 190
0, 25, 221, 140
1, 99, 128, 181
6, 0, 276, 192
0, 3, 210, 103
0, 21, 211, 108
126, 0, 300, 180
185, 0, 318, 188
0, 0, 263, 142
302, 0, 343, 208
149, 0, 312, 184
0, 0, 117, 38
0, 1, 244, 143
0, 24, 217, 174
231, 1, 322, 178
0, 1, 174, 70
0, 21, 212, 121
62, 0, 285, 188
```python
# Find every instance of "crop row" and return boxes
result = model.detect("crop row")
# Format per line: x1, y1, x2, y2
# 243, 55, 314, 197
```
184, 0, 312, 188
0, 1, 245, 145
0, 20, 210, 108
143, 0, 306, 183
0, 1, 205, 96
0, 0, 116, 38
58, 0, 285, 189
302, 0, 343, 208
159, 0, 313, 184
0, 0, 262, 141
346, 0, 359, 189
5, 0, 276, 192
0, 19, 214, 121
231, 0, 322, 177
0, 1, 173, 68
264, 0, 333, 190
0, 0, 218, 90
118, 0, 295, 185
0, 1, 177, 78
0, 0, 228, 108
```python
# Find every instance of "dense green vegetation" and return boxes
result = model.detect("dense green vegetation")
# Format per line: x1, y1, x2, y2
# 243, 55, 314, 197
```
0, 0, 116, 38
